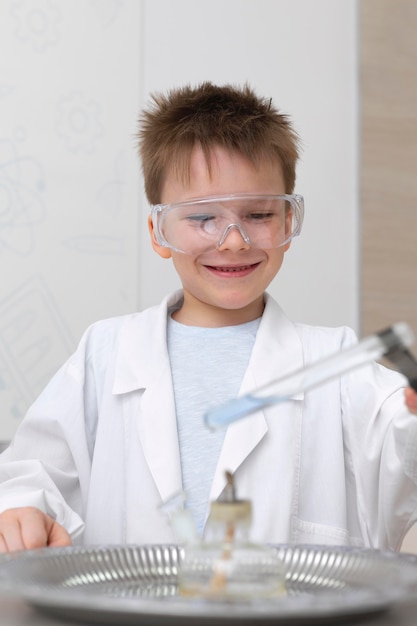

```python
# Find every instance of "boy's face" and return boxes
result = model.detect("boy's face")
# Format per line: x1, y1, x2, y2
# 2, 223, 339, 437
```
148, 145, 291, 326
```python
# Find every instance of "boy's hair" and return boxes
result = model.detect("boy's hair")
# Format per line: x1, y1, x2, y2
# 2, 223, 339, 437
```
138, 82, 300, 204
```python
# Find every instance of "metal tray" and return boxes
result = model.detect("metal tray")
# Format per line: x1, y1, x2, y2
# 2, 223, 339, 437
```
1, 544, 417, 624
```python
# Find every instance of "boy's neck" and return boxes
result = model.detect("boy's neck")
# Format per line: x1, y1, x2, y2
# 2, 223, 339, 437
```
171, 294, 265, 328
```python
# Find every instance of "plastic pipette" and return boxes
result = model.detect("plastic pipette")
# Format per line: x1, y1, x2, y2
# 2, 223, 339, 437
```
204, 322, 417, 430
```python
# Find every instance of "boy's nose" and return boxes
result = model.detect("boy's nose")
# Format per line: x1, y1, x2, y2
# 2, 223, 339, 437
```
217, 223, 251, 251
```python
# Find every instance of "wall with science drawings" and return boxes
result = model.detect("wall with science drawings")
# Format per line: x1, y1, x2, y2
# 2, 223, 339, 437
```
0, 0, 142, 442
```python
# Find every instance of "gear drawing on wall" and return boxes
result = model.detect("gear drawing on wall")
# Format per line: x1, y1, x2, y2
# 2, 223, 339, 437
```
56, 91, 104, 154
10, 0, 61, 53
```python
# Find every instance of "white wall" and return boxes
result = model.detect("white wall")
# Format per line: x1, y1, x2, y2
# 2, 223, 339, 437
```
0, 0, 358, 440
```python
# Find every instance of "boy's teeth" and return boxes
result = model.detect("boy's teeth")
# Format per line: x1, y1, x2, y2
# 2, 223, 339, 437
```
217, 266, 248, 272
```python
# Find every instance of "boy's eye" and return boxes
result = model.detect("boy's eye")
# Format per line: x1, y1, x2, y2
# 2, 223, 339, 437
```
186, 214, 215, 223
246, 212, 275, 221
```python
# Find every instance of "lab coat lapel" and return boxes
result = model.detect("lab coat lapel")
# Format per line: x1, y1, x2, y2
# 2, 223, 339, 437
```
138, 363, 182, 502
210, 294, 304, 499
113, 291, 184, 503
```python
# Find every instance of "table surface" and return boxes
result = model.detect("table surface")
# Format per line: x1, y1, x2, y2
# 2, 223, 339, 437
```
1, 593, 417, 626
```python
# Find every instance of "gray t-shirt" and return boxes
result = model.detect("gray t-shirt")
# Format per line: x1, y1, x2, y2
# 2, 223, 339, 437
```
167, 315, 260, 533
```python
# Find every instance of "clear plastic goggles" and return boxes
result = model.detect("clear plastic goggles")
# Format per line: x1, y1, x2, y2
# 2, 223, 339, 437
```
151, 193, 304, 254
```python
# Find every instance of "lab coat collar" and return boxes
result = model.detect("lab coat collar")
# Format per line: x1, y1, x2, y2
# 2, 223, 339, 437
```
112, 290, 304, 396
210, 292, 305, 499
112, 290, 184, 394
112, 291, 184, 504
245, 291, 305, 392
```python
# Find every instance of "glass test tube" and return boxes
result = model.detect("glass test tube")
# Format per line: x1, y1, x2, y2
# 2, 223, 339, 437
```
204, 322, 414, 430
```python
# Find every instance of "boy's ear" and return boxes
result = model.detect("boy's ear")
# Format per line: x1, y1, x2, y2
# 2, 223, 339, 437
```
148, 215, 172, 259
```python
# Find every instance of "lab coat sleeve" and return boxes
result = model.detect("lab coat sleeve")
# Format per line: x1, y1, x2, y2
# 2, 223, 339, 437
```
0, 328, 97, 540
296, 321, 417, 549
343, 353, 417, 549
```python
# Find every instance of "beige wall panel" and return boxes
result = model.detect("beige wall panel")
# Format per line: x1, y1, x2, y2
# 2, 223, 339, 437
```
360, 0, 417, 552
360, 0, 417, 338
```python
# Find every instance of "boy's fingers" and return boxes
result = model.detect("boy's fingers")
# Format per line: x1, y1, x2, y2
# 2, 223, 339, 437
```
405, 387, 417, 413
0, 518, 26, 553
0, 536, 8, 553
20, 509, 71, 550
46, 518, 72, 548
0, 507, 72, 552
20, 516, 50, 551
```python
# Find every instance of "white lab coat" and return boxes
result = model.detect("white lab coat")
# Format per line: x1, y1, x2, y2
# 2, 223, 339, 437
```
0, 291, 416, 550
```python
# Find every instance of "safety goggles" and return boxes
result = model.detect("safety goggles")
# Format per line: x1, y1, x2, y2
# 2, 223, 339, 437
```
151, 193, 304, 255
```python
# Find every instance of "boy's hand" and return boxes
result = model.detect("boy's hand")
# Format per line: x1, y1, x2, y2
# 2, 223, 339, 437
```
0, 506, 72, 553
405, 387, 417, 415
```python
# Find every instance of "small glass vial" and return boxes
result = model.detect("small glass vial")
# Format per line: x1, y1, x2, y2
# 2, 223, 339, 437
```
178, 472, 286, 600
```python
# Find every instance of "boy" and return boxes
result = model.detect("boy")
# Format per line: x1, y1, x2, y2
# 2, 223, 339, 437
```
0, 83, 416, 552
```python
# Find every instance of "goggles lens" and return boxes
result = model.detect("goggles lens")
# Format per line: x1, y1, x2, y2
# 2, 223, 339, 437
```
151, 194, 304, 254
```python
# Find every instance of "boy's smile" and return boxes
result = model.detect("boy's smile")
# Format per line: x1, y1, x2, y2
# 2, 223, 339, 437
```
149, 145, 291, 327
203, 262, 262, 278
